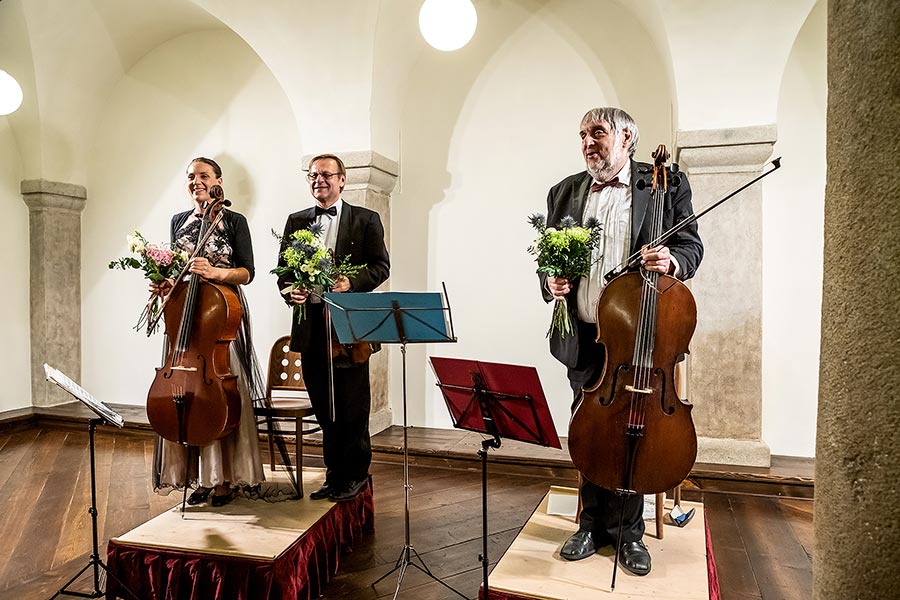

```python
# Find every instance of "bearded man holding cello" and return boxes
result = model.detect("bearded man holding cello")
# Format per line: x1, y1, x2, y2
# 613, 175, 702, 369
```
540, 107, 703, 576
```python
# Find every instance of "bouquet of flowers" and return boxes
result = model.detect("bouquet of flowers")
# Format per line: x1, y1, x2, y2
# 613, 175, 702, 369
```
271, 223, 366, 322
527, 213, 603, 338
108, 230, 188, 334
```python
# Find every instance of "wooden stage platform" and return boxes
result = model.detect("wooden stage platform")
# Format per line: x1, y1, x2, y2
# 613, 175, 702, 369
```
105, 468, 373, 600
482, 489, 713, 600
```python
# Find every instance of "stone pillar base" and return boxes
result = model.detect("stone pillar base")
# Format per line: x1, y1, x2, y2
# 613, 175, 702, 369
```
697, 436, 771, 467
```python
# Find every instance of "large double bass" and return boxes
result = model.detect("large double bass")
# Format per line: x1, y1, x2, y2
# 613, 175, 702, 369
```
568, 145, 698, 513
146, 186, 243, 448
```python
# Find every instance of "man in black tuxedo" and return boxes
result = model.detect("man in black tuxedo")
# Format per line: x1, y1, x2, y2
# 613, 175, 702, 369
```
277, 153, 390, 502
540, 108, 702, 575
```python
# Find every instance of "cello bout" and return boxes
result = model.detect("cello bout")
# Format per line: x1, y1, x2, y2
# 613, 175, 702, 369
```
146, 278, 244, 447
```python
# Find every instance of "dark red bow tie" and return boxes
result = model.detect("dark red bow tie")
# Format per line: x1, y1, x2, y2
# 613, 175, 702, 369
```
590, 179, 626, 193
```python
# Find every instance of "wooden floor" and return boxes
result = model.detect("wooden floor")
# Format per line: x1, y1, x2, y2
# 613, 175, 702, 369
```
0, 420, 813, 600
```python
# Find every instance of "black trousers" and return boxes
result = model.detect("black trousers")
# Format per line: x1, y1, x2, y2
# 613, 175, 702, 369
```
299, 304, 372, 488
567, 319, 645, 545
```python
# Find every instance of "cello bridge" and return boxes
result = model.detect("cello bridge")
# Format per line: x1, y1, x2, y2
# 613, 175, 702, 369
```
625, 384, 652, 394
170, 366, 198, 372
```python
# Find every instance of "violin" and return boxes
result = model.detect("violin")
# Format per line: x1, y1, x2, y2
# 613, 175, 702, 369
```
146, 186, 243, 447
331, 335, 373, 364
568, 145, 698, 496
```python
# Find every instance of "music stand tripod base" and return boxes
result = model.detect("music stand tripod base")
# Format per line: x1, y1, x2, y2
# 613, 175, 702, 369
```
429, 357, 561, 600
43, 365, 139, 600
324, 291, 466, 600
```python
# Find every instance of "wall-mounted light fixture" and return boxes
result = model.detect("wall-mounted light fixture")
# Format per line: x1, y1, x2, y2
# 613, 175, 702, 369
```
0, 69, 23, 116
419, 0, 477, 52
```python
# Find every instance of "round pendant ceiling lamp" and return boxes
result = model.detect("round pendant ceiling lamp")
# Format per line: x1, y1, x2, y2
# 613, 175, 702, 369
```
0, 69, 24, 116
419, 0, 477, 52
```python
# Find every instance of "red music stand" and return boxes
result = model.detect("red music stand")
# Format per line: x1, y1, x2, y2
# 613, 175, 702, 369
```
429, 357, 561, 600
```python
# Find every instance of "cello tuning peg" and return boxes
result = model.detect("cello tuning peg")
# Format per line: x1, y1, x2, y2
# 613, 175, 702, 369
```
671, 175, 683, 187
636, 178, 648, 191
670, 163, 680, 174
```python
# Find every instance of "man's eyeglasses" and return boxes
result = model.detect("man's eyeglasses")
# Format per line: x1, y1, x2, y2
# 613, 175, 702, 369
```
307, 171, 342, 182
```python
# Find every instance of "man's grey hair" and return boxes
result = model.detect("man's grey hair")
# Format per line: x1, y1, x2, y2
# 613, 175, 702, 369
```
581, 107, 640, 156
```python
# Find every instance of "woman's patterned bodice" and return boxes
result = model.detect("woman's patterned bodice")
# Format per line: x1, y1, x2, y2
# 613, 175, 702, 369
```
174, 215, 234, 269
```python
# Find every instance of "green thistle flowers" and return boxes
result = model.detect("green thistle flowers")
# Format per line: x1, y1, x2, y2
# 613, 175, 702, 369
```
271, 226, 366, 322
528, 213, 603, 338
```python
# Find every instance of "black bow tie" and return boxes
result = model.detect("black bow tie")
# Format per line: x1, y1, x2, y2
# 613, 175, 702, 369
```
590, 179, 626, 194
315, 205, 337, 217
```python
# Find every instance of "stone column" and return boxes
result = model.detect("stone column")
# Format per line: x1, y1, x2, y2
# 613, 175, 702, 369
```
815, 1, 900, 597
303, 151, 398, 434
22, 179, 87, 407
676, 126, 776, 467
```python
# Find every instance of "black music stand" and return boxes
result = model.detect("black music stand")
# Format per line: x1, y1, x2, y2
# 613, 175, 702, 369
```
429, 357, 561, 600
325, 288, 465, 600
43, 364, 139, 600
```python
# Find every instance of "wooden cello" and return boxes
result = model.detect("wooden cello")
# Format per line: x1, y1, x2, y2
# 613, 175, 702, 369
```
146, 187, 243, 447
568, 144, 698, 502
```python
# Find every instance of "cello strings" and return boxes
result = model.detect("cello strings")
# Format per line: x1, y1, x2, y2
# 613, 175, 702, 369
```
631, 183, 665, 432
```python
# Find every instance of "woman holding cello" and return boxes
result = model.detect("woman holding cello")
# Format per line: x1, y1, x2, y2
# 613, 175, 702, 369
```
540, 108, 703, 577
149, 157, 266, 507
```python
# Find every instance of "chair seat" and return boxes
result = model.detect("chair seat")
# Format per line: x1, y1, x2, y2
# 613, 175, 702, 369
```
255, 400, 315, 417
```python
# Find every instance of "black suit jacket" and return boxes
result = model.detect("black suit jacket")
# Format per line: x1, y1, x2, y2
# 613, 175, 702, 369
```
540, 158, 703, 368
277, 202, 390, 354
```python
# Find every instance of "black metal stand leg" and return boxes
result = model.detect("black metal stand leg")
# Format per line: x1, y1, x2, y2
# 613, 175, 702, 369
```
477, 437, 500, 600
52, 419, 139, 600
371, 344, 468, 600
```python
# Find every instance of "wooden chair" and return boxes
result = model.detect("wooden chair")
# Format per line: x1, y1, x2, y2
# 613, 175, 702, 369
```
254, 335, 319, 497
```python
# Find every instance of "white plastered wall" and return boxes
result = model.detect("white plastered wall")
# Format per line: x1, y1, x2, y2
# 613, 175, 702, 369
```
81, 29, 304, 404
1, 0, 826, 458
761, 1, 826, 457
0, 119, 30, 411
388, 1, 675, 434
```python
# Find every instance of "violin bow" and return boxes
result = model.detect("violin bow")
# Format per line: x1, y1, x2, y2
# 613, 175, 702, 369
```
144, 200, 229, 335
603, 157, 782, 282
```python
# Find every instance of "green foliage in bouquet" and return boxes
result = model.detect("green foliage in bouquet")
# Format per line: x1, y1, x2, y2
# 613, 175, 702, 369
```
271, 223, 366, 322
108, 230, 189, 334
527, 214, 602, 338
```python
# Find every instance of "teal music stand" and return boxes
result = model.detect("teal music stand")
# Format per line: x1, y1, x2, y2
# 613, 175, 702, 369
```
325, 288, 464, 600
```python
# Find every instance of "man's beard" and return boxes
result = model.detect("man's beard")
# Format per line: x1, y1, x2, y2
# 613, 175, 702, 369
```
585, 140, 627, 182
585, 160, 611, 182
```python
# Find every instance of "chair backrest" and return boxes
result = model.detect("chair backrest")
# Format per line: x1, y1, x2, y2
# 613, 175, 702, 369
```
266, 335, 307, 394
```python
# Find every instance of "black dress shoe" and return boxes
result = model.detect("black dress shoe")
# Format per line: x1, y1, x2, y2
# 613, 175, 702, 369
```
560, 530, 596, 561
619, 540, 651, 576
210, 491, 234, 507
329, 478, 368, 502
309, 483, 335, 500
187, 488, 210, 505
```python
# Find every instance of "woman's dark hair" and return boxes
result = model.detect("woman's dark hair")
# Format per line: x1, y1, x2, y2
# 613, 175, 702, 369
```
188, 156, 222, 178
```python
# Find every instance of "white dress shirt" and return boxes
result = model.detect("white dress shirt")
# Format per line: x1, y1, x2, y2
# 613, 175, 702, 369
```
317, 197, 343, 252
577, 163, 632, 323
310, 198, 343, 303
